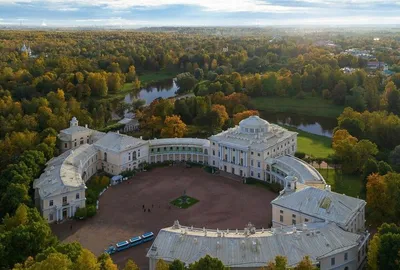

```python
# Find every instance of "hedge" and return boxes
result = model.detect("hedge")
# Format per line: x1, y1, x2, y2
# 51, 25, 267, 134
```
245, 177, 282, 193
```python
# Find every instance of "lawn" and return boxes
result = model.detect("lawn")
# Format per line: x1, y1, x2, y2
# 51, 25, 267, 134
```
139, 70, 179, 84
251, 96, 344, 119
284, 126, 334, 159
318, 169, 363, 198
170, 195, 199, 209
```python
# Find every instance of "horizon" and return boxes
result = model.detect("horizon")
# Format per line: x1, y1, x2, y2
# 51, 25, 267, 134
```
0, 0, 400, 27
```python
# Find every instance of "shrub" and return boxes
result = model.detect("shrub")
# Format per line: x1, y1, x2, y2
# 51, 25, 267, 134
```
75, 207, 87, 219
296, 91, 306, 99
245, 178, 282, 193
322, 89, 331, 99
295, 152, 306, 159
87, 205, 97, 217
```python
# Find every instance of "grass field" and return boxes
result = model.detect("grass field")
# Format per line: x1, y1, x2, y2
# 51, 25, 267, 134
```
251, 96, 345, 119
139, 70, 179, 84
285, 126, 334, 158
170, 195, 199, 209
318, 169, 363, 198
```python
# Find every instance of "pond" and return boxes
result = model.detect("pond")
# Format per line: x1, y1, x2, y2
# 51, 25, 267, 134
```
124, 78, 178, 105
259, 111, 336, 138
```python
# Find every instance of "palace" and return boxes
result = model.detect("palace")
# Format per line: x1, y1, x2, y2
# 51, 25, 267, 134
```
33, 115, 369, 269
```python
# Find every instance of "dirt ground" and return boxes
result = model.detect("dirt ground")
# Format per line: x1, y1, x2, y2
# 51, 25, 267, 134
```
52, 166, 277, 269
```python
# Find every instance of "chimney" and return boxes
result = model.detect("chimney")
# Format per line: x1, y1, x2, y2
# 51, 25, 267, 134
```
325, 185, 331, 192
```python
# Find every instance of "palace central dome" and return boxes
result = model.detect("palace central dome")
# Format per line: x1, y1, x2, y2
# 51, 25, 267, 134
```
239, 115, 270, 134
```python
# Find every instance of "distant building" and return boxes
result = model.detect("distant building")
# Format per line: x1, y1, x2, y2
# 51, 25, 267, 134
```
341, 67, 357, 74
222, 46, 228, 52
21, 43, 32, 57
118, 117, 140, 133
367, 61, 386, 70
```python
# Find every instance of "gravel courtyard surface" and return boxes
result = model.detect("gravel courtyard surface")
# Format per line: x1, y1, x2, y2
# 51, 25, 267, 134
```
52, 166, 277, 269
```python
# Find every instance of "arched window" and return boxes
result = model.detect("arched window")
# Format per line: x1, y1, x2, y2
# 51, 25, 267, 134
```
133, 151, 137, 160
80, 137, 84, 145
344, 267, 349, 270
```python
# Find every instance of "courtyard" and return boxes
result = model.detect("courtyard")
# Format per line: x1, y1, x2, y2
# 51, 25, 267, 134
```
52, 166, 277, 269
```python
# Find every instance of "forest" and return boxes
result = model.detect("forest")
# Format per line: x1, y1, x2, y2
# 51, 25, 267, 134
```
2, 28, 400, 269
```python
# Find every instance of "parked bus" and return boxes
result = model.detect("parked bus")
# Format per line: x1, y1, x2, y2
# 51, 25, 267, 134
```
129, 236, 143, 247
116, 240, 130, 251
142, 232, 154, 242
104, 245, 116, 255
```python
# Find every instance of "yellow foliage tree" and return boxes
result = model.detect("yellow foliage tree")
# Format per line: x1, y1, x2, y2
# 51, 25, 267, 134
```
155, 259, 169, 270
123, 259, 140, 270
161, 115, 187, 138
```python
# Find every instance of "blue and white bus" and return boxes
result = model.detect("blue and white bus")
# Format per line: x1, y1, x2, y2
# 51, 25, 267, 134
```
104, 245, 116, 255
129, 236, 143, 247
141, 232, 154, 242
116, 240, 130, 251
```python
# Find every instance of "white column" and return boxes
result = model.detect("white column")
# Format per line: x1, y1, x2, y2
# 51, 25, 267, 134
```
56, 209, 59, 221
236, 150, 239, 165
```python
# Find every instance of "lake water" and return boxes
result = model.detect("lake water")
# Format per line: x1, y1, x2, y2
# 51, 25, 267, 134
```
124, 78, 178, 105
260, 111, 336, 138
120, 78, 336, 137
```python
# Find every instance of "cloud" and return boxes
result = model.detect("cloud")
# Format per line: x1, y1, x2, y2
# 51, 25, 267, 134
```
0, 0, 315, 13
75, 17, 149, 26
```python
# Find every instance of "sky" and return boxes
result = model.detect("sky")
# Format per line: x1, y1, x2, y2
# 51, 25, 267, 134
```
0, 0, 400, 27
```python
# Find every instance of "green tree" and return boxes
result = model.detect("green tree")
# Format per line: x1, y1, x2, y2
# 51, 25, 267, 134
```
169, 259, 186, 270
189, 255, 227, 270
331, 80, 347, 105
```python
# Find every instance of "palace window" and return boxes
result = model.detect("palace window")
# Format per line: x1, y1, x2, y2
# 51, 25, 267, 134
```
164, 147, 167, 151
292, 214, 296, 218
128, 153, 131, 161
49, 213, 53, 221
64, 143, 68, 148
104, 152, 107, 162
213, 150, 215, 156
257, 161, 260, 168
344, 253, 348, 261
240, 158, 243, 165
280, 210, 283, 214
212, 142, 215, 146
251, 151, 254, 155
170, 147, 173, 150
87, 138, 89, 143
80, 137, 84, 145
62, 196, 67, 205
305, 218, 309, 222
280, 215, 283, 222
292, 219, 296, 225
76, 193, 80, 199
257, 173, 260, 178
49, 200, 53, 207
157, 148, 160, 152
232, 157, 235, 163
213, 161, 215, 166
74, 142, 77, 147
251, 171, 254, 176
331, 258, 335, 266
251, 160, 254, 166
258, 153, 260, 157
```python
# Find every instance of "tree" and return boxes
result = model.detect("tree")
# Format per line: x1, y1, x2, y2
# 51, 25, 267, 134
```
368, 223, 400, 270
169, 259, 186, 270
97, 253, 117, 270
331, 80, 347, 105
176, 73, 197, 94
74, 249, 100, 270
194, 68, 204, 80
210, 104, 229, 130
378, 161, 393, 175
155, 259, 169, 270
161, 115, 187, 138
189, 255, 227, 270
389, 145, 400, 171
233, 110, 259, 125
294, 256, 317, 270
19, 253, 72, 270
123, 260, 140, 270
259, 255, 287, 270
366, 174, 393, 224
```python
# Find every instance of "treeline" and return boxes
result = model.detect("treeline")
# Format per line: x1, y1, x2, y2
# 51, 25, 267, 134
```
137, 92, 258, 139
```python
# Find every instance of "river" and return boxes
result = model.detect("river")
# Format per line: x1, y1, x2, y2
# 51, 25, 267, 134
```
124, 78, 178, 105
260, 111, 336, 138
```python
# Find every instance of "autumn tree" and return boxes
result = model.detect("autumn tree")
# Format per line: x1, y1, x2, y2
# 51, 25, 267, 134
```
210, 104, 229, 130
123, 260, 140, 270
161, 115, 187, 138
233, 110, 259, 125
155, 259, 169, 270
259, 255, 287, 270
